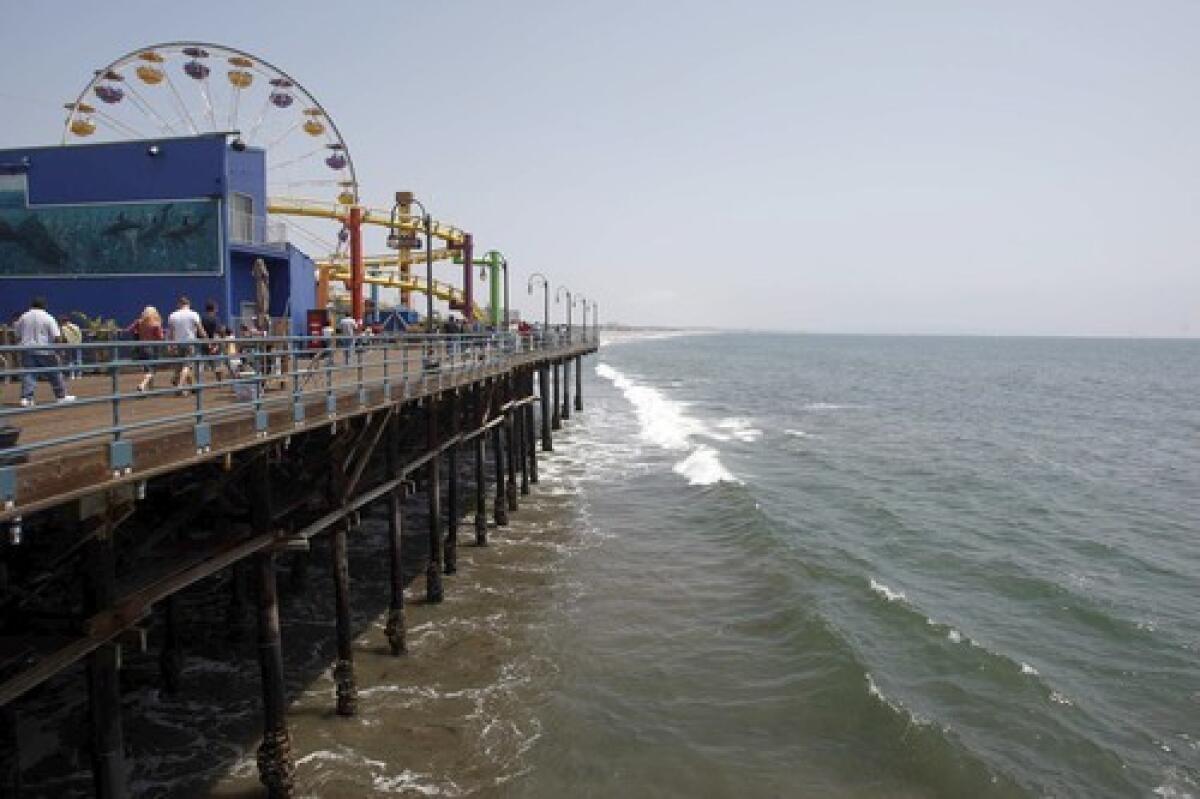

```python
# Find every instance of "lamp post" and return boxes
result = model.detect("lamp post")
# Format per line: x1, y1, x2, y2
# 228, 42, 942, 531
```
591, 300, 599, 341
527, 272, 549, 329
556, 286, 572, 421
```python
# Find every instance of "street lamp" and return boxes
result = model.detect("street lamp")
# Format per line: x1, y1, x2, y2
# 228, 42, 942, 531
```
555, 285, 573, 420
555, 285, 573, 339
591, 300, 599, 340
527, 272, 549, 330
576, 293, 588, 339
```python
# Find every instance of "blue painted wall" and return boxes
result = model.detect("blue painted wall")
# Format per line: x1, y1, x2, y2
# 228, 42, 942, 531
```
0, 134, 315, 333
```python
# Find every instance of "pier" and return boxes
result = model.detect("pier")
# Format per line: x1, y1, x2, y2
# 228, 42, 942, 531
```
0, 331, 595, 797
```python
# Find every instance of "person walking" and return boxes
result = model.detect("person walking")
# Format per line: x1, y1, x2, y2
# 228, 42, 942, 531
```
338, 314, 358, 366
200, 300, 221, 378
15, 297, 74, 407
59, 316, 83, 379
166, 296, 207, 393
129, 305, 164, 393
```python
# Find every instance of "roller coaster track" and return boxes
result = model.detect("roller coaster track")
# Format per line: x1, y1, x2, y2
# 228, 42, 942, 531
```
267, 196, 486, 320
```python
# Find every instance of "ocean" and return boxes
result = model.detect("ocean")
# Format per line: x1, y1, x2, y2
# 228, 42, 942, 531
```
17, 332, 1199, 797
516, 332, 1198, 799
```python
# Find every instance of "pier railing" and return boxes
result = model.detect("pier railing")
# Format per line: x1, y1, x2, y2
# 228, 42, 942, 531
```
0, 328, 595, 513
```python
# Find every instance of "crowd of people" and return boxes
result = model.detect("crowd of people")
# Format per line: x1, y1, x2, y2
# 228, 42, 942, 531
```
5, 294, 555, 407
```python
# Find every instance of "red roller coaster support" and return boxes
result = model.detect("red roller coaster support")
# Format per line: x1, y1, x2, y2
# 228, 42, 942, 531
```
462, 233, 474, 322
348, 206, 365, 323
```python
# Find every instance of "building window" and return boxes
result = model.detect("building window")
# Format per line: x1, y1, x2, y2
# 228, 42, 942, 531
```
231, 192, 254, 243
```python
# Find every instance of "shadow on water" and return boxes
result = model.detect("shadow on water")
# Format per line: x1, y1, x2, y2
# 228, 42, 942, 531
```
16, 458, 530, 798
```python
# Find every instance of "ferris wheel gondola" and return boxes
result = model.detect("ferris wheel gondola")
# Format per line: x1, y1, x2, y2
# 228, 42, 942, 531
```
62, 42, 358, 208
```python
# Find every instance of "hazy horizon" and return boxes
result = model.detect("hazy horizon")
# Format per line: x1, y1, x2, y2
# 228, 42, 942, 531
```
1, 1, 1198, 337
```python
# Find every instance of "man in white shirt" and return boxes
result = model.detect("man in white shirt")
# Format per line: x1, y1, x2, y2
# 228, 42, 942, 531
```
166, 295, 207, 391
338, 314, 358, 365
15, 297, 75, 406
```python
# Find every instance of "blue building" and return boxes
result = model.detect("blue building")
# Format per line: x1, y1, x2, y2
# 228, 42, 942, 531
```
0, 132, 315, 335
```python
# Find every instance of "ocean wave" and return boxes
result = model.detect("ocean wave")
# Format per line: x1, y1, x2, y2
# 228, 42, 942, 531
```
672, 446, 739, 486
869, 577, 907, 603
595, 362, 739, 486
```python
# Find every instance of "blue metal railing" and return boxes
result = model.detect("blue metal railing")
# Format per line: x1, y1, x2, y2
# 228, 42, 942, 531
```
0, 327, 594, 507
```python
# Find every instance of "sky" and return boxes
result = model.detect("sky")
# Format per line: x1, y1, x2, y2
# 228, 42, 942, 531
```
1, 0, 1198, 336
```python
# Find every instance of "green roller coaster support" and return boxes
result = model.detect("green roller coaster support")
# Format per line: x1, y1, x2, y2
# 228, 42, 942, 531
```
454, 249, 505, 326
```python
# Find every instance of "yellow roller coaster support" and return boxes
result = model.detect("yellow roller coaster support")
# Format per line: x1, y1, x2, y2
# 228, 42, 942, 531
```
267, 197, 468, 246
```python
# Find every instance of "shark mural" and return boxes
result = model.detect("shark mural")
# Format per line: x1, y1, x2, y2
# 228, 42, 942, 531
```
0, 176, 220, 276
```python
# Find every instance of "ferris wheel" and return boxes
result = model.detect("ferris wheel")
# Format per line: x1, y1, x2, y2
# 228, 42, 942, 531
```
62, 42, 358, 211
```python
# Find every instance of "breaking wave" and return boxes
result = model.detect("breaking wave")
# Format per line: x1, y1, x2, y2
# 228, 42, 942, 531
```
595, 363, 739, 485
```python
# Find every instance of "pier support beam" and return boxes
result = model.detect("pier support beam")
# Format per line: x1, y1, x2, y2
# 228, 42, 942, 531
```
384, 416, 406, 655
254, 551, 295, 799
505, 407, 519, 512
330, 520, 357, 716
518, 400, 530, 496
84, 517, 128, 799
527, 401, 539, 485
492, 423, 508, 527
552, 362, 562, 430
445, 394, 459, 575
426, 399, 444, 603
562, 358, 572, 421
540, 366, 552, 451
574, 355, 583, 411
252, 453, 295, 798
158, 595, 183, 696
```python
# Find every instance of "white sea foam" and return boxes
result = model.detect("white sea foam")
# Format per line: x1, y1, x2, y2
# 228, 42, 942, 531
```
595, 362, 739, 485
715, 417, 763, 442
805, 402, 858, 410
784, 429, 812, 438
869, 577, 906, 603
947, 629, 963, 644
672, 446, 738, 486
1020, 662, 1039, 676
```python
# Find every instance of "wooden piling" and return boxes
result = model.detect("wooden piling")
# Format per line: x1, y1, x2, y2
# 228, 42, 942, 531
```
474, 384, 488, 545
552, 361, 562, 430
445, 393, 459, 575
384, 416, 406, 655
518, 398, 530, 496
505, 407, 519, 512
330, 520, 357, 716
574, 354, 583, 411
562, 358, 572, 421
492, 423, 509, 527
251, 453, 295, 798
84, 514, 127, 799
425, 399, 444, 603
253, 551, 295, 798
540, 365, 553, 451
526, 402, 539, 485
